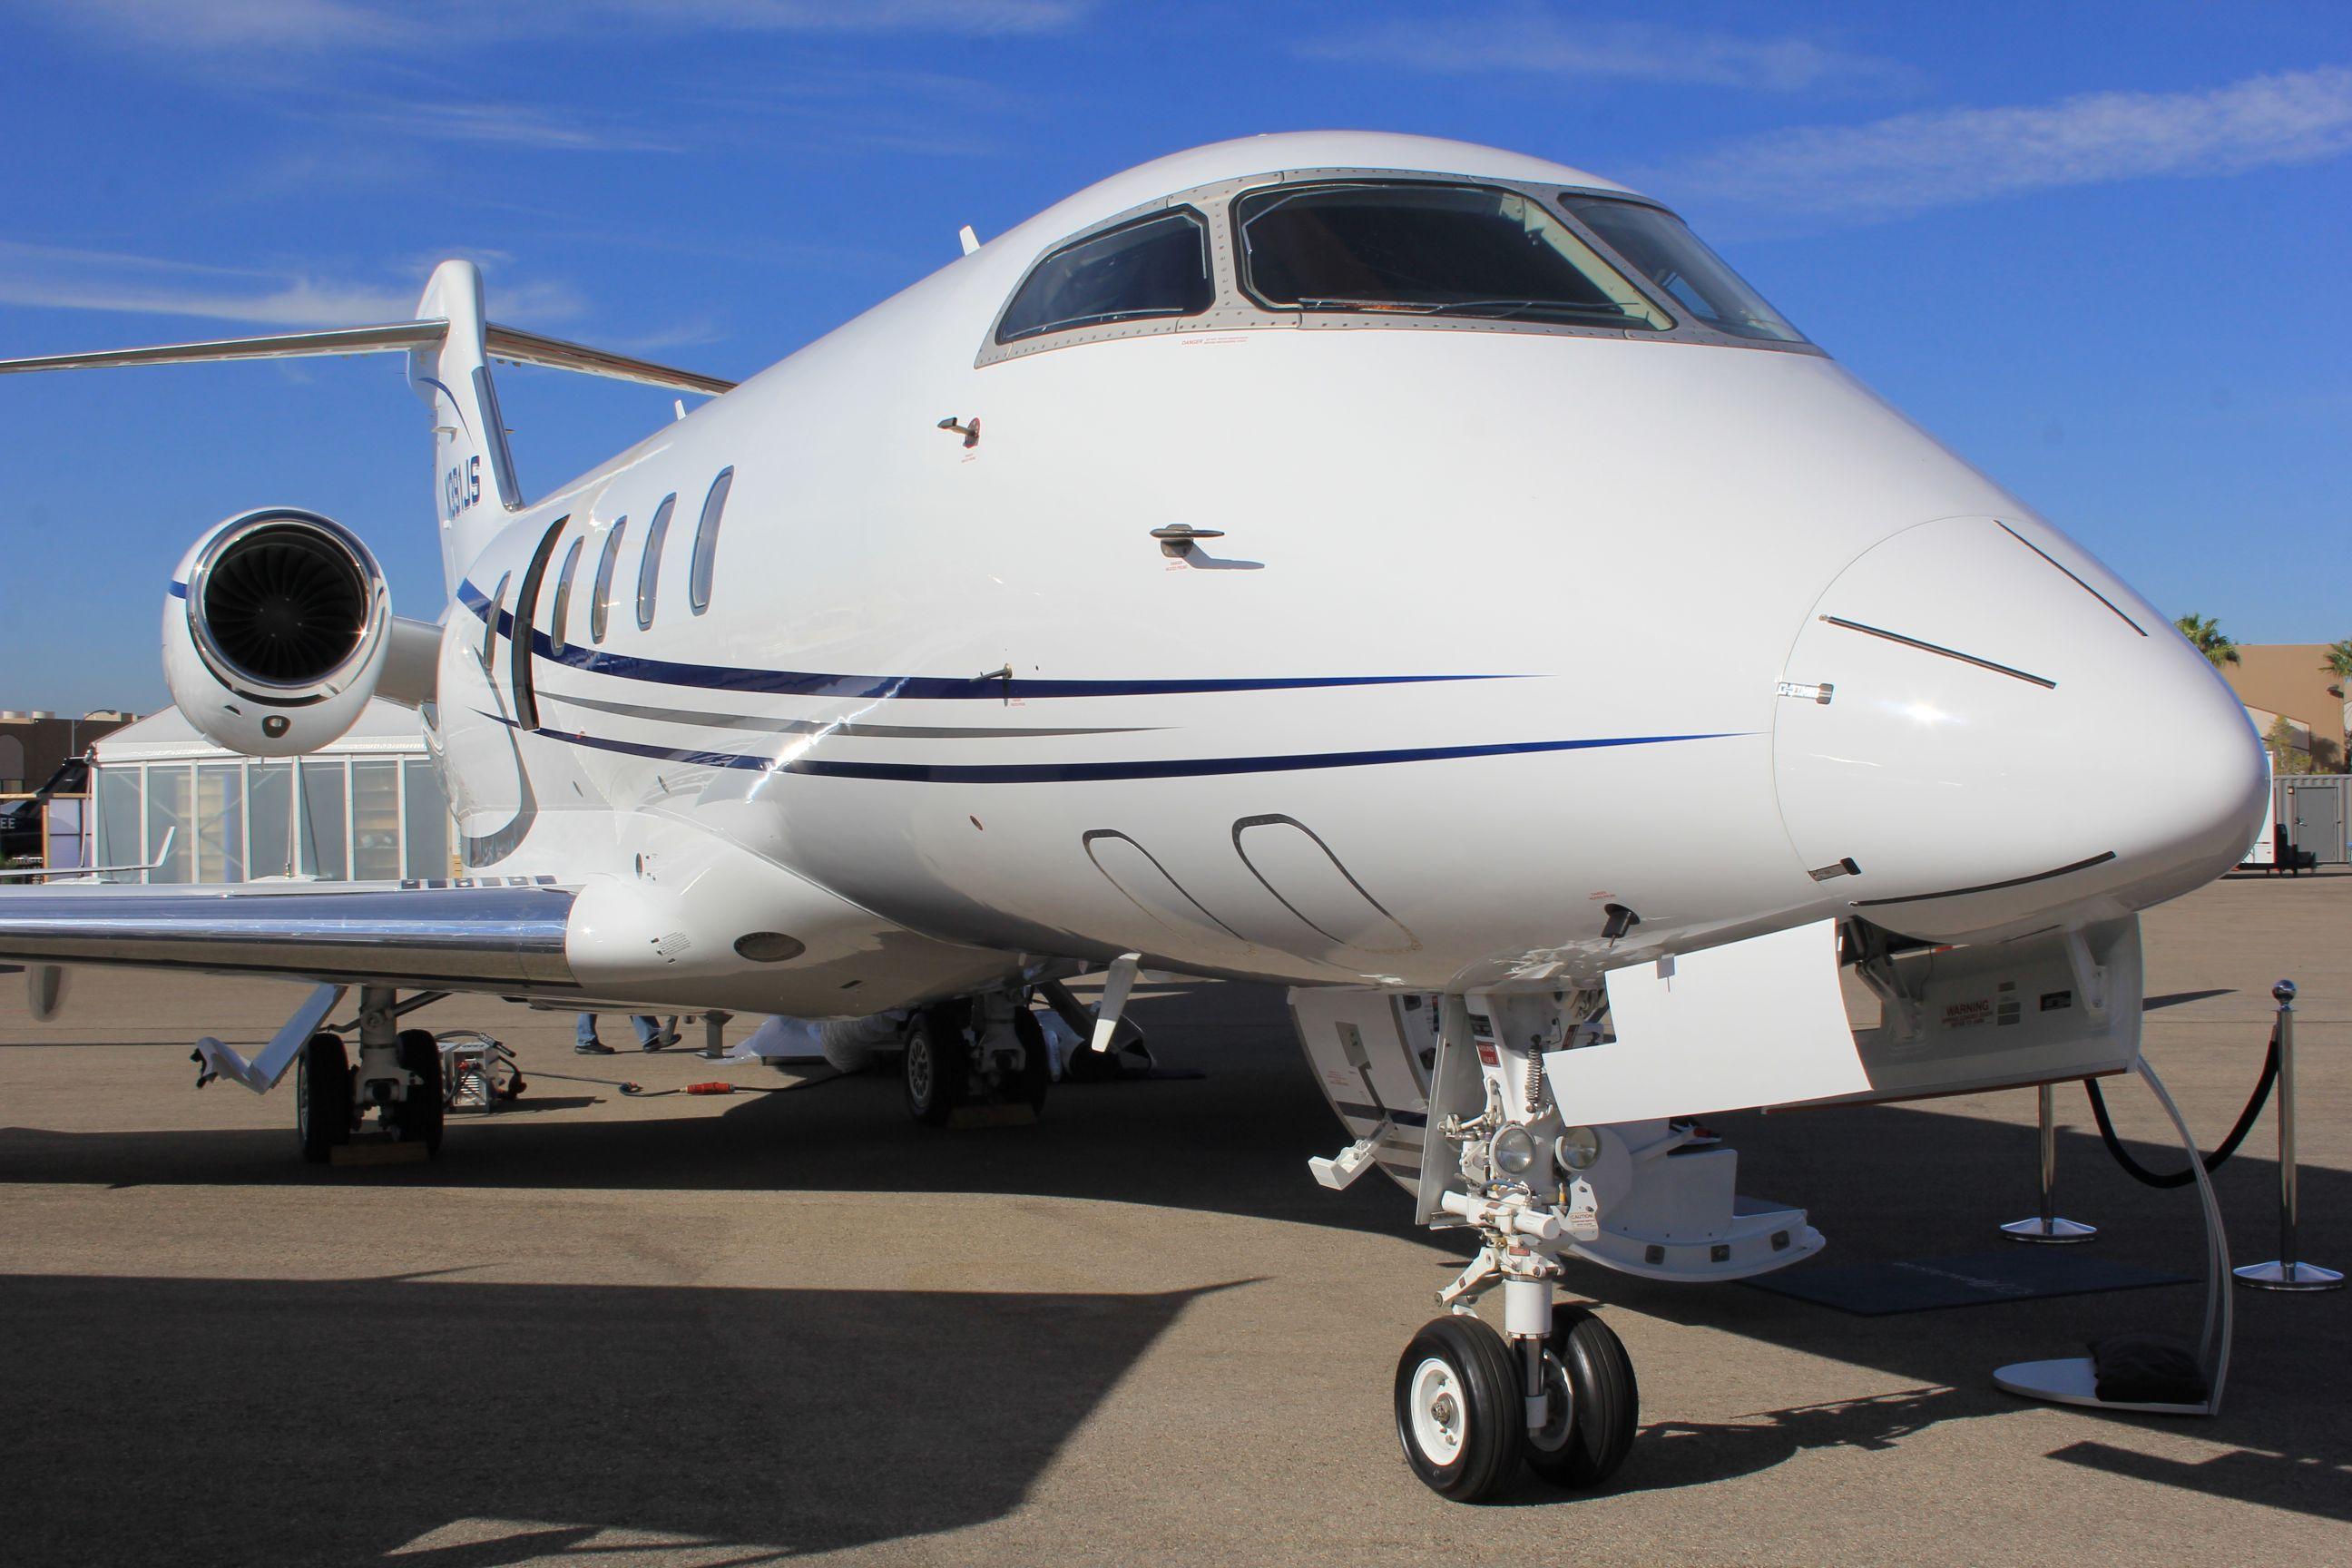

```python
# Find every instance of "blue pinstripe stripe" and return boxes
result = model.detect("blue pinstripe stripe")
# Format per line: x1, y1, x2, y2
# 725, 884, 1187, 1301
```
512, 718, 1740, 783
457, 577, 1510, 701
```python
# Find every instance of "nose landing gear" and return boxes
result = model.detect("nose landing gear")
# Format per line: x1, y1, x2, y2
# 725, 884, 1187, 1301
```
1304, 986, 1646, 1502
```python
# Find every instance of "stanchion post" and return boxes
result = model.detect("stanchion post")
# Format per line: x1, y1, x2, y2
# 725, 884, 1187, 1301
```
2001, 1081, 2097, 1243
2236, 980, 2342, 1291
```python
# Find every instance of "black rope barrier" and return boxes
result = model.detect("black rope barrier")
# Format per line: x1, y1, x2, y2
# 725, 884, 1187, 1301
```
2084, 1020, 2278, 1189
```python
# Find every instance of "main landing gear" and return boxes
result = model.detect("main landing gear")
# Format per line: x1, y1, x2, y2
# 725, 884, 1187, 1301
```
899, 994, 1052, 1126
295, 986, 445, 1163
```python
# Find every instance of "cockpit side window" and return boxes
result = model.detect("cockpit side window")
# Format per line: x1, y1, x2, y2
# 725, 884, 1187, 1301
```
1236, 181, 1672, 331
1563, 198, 1806, 344
995, 208, 1215, 344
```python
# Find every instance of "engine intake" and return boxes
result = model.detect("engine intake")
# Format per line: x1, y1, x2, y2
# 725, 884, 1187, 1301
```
195, 518, 372, 688
164, 508, 392, 757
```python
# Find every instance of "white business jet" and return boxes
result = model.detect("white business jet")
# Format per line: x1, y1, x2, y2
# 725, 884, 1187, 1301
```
0, 133, 2265, 1501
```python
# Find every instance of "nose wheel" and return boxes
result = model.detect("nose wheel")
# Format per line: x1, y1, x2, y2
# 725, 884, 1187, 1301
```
1521, 1305, 1639, 1489
1396, 1316, 1524, 1499
1394, 1307, 1638, 1503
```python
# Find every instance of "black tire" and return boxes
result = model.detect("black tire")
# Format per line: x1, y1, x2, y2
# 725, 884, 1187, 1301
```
392, 1029, 445, 1155
1394, 1315, 1524, 1502
903, 1009, 968, 1127
1522, 1305, 1639, 1490
295, 1033, 350, 1164
1014, 1006, 1052, 1114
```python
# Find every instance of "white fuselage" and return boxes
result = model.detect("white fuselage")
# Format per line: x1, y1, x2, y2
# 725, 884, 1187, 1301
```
426, 136, 2265, 1018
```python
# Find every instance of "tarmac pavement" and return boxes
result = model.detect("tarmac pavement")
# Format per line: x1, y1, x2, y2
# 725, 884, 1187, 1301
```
1, 868, 2346, 1565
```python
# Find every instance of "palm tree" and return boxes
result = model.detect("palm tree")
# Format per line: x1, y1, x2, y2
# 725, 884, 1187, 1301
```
2174, 613, 2240, 669
2322, 639, 2352, 688
2326, 639, 2352, 767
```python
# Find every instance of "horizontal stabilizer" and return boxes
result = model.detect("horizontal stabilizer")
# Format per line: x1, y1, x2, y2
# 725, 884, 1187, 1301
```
0, 320, 734, 396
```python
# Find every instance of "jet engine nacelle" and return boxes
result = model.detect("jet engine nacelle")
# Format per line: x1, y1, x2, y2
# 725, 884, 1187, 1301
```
162, 507, 391, 757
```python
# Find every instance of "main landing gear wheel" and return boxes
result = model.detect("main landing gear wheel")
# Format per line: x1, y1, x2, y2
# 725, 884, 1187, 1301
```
295, 1033, 350, 1164
391, 1028, 445, 1155
1521, 1305, 1639, 1490
1014, 1006, 1051, 1113
1395, 1315, 1524, 1501
902, 1009, 968, 1126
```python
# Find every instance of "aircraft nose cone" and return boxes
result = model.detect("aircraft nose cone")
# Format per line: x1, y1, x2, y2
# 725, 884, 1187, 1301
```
1774, 516, 2267, 941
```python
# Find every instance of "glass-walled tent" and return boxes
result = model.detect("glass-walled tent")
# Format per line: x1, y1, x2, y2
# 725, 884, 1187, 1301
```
91, 701, 452, 884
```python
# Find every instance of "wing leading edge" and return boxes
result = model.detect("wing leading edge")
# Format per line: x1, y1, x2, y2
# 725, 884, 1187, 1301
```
0, 882, 575, 992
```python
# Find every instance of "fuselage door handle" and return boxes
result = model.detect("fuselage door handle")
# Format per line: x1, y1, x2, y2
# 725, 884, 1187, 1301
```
1150, 524, 1225, 558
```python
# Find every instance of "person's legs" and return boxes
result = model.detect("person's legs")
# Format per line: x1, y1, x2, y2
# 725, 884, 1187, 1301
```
575, 1014, 614, 1055
632, 1014, 667, 1049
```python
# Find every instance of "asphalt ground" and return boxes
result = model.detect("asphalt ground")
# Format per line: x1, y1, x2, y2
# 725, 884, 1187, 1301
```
1, 870, 2347, 1565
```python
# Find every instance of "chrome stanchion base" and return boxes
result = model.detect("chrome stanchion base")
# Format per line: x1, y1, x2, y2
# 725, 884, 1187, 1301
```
1995, 1058, 2230, 1419
1993, 1357, 2212, 1416
2000, 1216, 2097, 1244
2233, 1259, 2344, 1292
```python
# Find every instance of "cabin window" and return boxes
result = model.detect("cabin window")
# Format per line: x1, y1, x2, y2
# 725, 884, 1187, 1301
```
549, 536, 583, 656
689, 466, 732, 614
1236, 181, 1671, 331
590, 518, 627, 645
637, 494, 676, 631
1563, 198, 1805, 344
995, 209, 1214, 343
481, 573, 509, 670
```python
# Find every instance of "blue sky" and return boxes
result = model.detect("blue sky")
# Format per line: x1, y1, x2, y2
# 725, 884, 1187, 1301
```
3, 1, 2347, 715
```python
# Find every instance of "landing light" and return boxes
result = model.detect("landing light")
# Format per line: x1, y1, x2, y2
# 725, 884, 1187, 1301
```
1491, 1123, 1539, 1176
1554, 1125, 1602, 1172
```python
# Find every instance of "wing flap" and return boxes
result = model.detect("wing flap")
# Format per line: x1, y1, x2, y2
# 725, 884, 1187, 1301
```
0, 883, 576, 990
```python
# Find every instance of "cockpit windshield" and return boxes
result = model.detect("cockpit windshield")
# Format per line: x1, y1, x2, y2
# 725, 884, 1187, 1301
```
1236, 182, 1672, 331
1563, 198, 1806, 344
996, 208, 1215, 344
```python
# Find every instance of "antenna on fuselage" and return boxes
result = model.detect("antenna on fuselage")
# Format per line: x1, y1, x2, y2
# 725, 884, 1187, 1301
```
957, 224, 981, 256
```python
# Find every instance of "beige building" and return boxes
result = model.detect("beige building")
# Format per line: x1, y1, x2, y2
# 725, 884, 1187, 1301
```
2223, 644, 2347, 772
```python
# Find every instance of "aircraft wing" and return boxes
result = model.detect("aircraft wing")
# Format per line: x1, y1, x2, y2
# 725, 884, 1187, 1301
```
0, 880, 576, 993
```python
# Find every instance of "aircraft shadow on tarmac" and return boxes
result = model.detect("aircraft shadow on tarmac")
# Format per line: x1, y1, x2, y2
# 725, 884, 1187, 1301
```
0, 1269, 1236, 1565
2, 984, 2346, 1527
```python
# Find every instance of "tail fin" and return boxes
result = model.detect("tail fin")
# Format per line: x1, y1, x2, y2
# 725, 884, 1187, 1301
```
0, 260, 738, 601
409, 260, 523, 589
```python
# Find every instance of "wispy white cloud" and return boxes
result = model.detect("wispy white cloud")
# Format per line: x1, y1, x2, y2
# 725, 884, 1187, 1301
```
39, 0, 408, 49
17, 2, 1068, 160
1298, 5, 1913, 94
324, 98, 681, 153
24, 0, 1093, 51
576, 0, 1091, 35
1656, 67, 2352, 218
0, 241, 585, 328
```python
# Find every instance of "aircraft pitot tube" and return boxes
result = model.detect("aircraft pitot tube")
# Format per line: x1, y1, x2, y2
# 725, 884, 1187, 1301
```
162, 507, 434, 756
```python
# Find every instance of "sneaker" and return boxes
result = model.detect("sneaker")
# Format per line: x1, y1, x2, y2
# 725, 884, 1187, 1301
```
574, 1041, 616, 1055
642, 1031, 681, 1053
